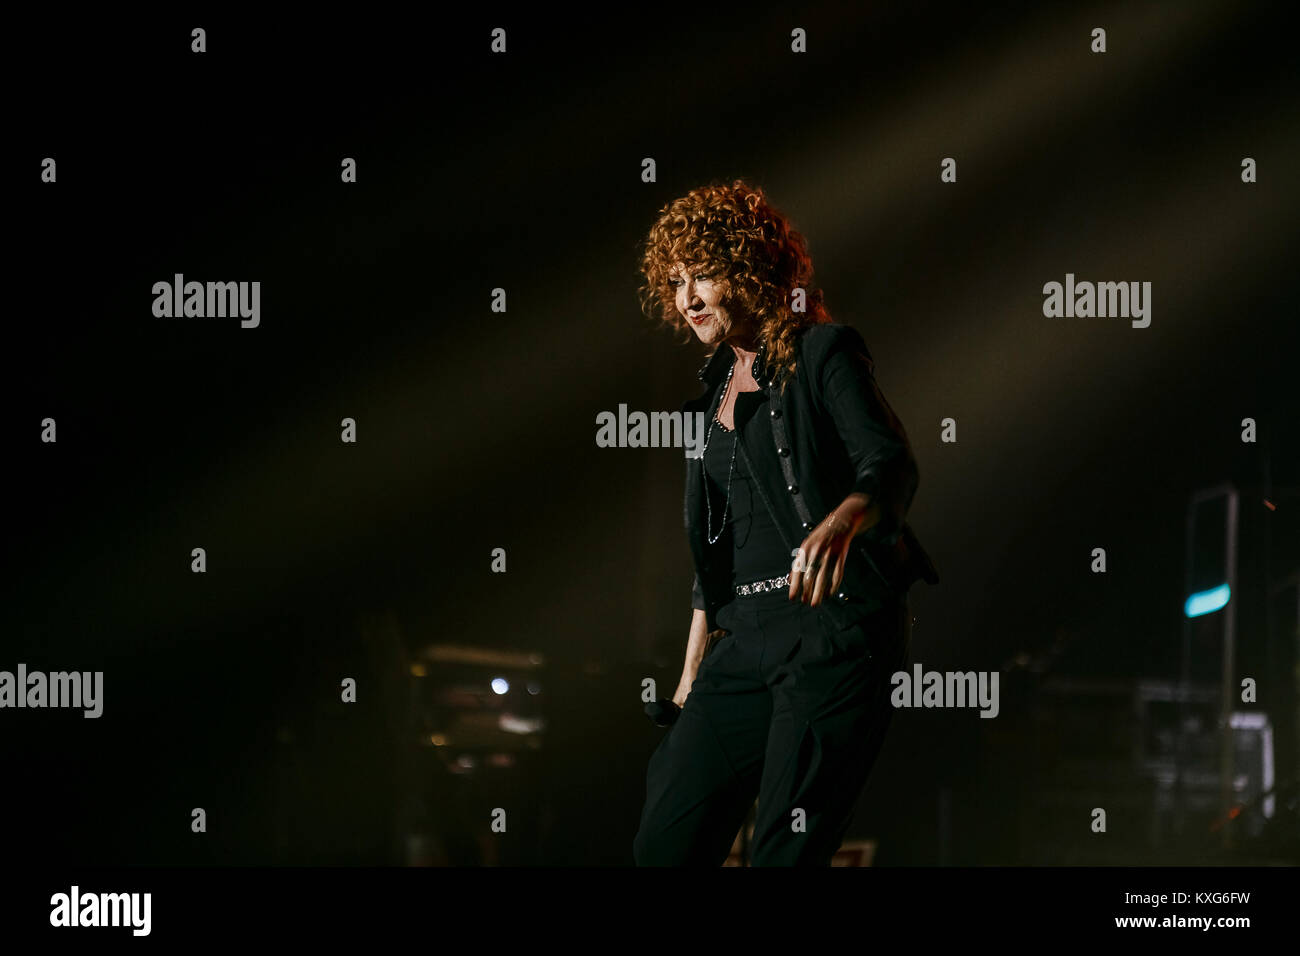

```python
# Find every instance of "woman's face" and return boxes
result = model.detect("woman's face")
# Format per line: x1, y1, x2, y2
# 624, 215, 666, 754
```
669, 261, 741, 346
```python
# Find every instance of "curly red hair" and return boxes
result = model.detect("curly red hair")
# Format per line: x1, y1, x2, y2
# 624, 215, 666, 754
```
637, 179, 831, 388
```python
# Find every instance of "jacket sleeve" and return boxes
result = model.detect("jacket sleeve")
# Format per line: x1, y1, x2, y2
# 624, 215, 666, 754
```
815, 324, 919, 545
691, 573, 705, 610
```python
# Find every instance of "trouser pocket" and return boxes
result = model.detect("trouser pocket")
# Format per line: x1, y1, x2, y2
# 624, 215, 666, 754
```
815, 598, 906, 663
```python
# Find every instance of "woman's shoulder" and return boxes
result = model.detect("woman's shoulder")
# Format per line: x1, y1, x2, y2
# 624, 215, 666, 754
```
797, 321, 874, 370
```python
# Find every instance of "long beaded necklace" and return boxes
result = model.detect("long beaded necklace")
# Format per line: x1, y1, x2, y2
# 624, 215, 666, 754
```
702, 359, 739, 546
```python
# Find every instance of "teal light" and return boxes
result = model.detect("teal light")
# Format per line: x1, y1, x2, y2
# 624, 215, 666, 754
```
1185, 583, 1230, 618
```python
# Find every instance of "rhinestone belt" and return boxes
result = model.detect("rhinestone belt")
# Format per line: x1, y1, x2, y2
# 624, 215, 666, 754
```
735, 574, 791, 596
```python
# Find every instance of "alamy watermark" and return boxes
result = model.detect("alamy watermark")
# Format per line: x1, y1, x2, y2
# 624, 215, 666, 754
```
891, 664, 999, 718
595, 406, 706, 458
152, 274, 260, 328
0, 664, 103, 718
1042, 273, 1151, 328
50, 885, 150, 936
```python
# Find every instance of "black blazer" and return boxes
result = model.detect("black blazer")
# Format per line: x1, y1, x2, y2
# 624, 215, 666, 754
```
684, 322, 938, 632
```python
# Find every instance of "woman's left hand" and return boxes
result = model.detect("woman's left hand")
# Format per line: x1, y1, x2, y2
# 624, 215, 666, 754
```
788, 494, 877, 606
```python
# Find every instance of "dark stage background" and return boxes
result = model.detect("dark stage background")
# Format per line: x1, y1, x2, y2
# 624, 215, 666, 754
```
6, 2, 1299, 866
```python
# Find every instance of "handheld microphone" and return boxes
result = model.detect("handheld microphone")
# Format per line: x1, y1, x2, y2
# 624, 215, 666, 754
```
644, 699, 681, 727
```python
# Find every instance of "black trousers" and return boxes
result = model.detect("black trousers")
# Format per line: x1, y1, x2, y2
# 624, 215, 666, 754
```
634, 589, 911, 866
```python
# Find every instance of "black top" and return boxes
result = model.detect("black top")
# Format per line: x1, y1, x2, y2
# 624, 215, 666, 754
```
685, 324, 936, 634
700, 390, 793, 587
